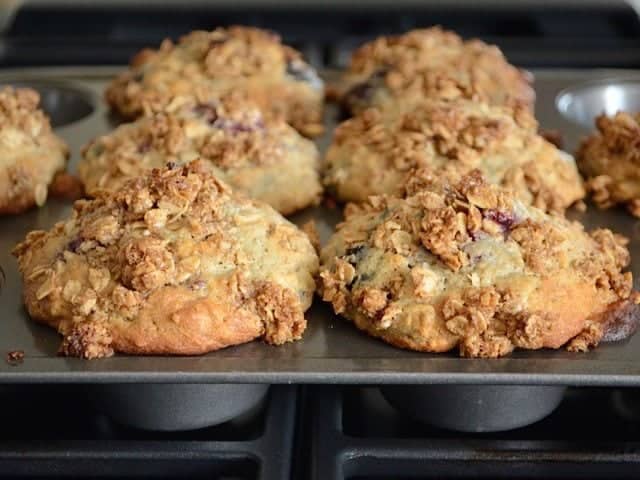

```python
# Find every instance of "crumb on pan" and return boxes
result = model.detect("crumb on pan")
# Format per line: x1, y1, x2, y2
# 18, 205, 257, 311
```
6, 350, 24, 366
58, 322, 114, 359
49, 172, 85, 201
323, 195, 338, 210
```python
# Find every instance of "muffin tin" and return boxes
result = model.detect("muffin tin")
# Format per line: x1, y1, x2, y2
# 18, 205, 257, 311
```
556, 78, 640, 129
2, 67, 640, 432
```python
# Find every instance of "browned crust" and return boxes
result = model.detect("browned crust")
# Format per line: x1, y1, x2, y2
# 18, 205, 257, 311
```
324, 100, 584, 214
340, 27, 535, 115
0, 87, 69, 214
105, 26, 324, 137
14, 161, 318, 358
79, 96, 322, 215
318, 171, 634, 358
577, 112, 640, 216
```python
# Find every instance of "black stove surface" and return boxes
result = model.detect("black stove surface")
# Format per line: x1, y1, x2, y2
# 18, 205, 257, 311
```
2, 2, 640, 69
305, 386, 640, 479
4, 385, 640, 478
0, 385, 297, 479
2, 3, 640, 479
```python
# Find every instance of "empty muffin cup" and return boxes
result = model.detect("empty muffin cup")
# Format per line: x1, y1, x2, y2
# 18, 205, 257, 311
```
0, 80, 95, 128
381, 384, 566, 432
556, 79, 640, 129
90, 383, 270, 431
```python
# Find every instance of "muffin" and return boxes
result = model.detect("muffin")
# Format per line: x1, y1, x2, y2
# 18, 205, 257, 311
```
324, 99, 584, 214
80, 95, 321, 215
339, 27, 534, 116
105, 25, 324, 137
577, 112, 640, 216
13, 161, 319, 358
319, 170, 637, 357
0, 87, 69, 214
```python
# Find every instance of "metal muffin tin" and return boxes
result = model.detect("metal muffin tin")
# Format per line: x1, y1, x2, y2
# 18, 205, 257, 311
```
2, 67, 640, 432
556, 78, 640, 129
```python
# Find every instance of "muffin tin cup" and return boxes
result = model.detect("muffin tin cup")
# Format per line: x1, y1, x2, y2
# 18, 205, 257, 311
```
2, 67, 640, 392
380, 384, 566, 432
89, 383, 270, 431
555, 78, 640, 130
0, 79, 96, 128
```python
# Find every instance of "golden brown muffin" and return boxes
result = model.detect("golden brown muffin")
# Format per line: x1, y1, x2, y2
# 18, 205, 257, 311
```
13, 161, 319, 359
80, 95, 321, 215
319, 170, 637, 358
339, 27, 534, 116
577, 112, 640, 216
324, 99, 584, 214
0, 87, 69, 214
105, 26, 324, 137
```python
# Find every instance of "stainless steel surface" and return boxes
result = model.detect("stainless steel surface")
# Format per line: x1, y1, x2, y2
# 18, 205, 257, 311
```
556, 79, 640, 129
2, 67, 640, 385
381, 385, 567, 432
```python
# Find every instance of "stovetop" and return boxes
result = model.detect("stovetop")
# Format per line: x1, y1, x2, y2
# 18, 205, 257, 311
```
2, 2, 640, 479
2, 386, 640, 479
2, 2, 640, 69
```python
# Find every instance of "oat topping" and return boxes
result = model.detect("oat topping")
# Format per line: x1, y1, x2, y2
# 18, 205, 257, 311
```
0, 87, 69, 214
324, 99, 584, 213
341, 27, 534, 114
79, 94, 322, 215
577, 112, 640, 216
14, 161, 318, 358
105, 25, 324, 136
319, 171, 635, 357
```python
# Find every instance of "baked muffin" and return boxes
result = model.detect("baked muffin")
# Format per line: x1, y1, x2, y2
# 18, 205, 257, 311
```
13, 161, 318, 359
577, 112, 640, 216
79, 95, 321, 215
339, 27, 534, 116
105, 26, 324, 137
319, 170, 637, 358
324, 99, 584, 213
0, 87, 69, 214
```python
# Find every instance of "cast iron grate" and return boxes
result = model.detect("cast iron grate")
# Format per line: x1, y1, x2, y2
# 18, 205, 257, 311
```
0, 384, 296, 479
3, 3, 640, 68
308, 386, 640, 479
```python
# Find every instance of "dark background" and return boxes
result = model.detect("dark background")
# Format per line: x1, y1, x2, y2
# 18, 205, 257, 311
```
3, 2, 640, 69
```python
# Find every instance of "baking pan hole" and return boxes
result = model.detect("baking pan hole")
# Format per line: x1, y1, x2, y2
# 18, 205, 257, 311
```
90, 383, 270, 432
381, 385, 566, 433
556, 80, 640, 129
0, 81, 94, 128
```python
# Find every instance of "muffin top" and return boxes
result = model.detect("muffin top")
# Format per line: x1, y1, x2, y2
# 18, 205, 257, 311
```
324, 99, 584, 213
0, 86, 68, 213
340, 27, 534, 114
577, 112, 640, 216
105, 26, 323, 123
319, 170, 633, 357
80, 94, 321, 214
14, 161, 319, 358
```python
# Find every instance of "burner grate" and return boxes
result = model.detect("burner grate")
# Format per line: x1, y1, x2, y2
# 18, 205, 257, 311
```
0, 385, 297, 479
309, 386, 640, 479
2, 3, 640, 69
